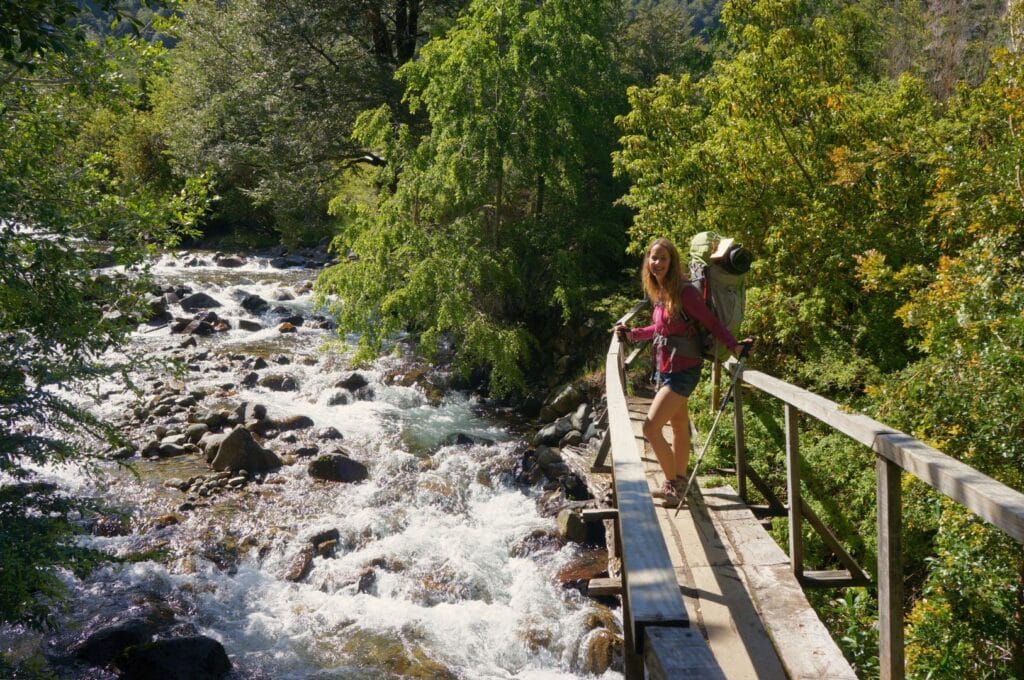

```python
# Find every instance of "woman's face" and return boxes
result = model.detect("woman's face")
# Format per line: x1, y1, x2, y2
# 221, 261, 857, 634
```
647, 244, 672, 281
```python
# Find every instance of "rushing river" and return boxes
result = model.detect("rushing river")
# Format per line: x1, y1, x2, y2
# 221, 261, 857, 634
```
3, 251, 623, 679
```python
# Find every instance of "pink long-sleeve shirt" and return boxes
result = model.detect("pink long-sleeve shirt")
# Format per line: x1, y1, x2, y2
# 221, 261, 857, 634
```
629, 285, 739, 373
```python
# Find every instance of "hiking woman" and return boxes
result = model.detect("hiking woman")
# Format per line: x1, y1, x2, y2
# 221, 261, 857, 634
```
614, 237, 751, 507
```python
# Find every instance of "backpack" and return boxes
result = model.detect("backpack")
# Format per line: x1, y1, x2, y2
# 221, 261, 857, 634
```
686, 231, 753, 361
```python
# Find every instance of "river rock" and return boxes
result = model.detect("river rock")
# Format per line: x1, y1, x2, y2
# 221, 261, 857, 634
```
115, 635, 231, 680
240, 294, 269, 314
234, 401, 267, 424
533, 414, 574, 447
316, 426, 343, 441
270, 288, 294, 301
438, 432, 493, 448
73, 617, 152, 666
215, 255, 246, 268
579, 628, 620, 676
278, 322, 297, 333
186, 423, 209, 443
238, 319, 262, 332
556, 508, 587, 544
193, 409, 231, 429
335, 372, 368, 391
540, 383, 586, 422
559, 429, 583, 447
274, 414, 314, 431
157, 442, 191, 458
259, 373, 298, 391
210, 426, 281, 473
285, 544, 316, 582
308, 453, 368, 483
570, 402, 592, 432
327, 390, 349, 406
179, 293, 222, 313
199, 432, 228, 461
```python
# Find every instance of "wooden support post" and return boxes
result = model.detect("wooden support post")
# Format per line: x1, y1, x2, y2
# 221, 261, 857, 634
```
878, 456, 905, 680
733, 381, 747, 501
785, 403, 803, 578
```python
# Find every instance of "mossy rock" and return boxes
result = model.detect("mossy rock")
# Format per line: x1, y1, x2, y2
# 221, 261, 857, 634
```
340, 629, 457, 680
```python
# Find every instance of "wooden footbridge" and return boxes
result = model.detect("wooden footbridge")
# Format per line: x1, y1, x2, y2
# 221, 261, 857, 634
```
587, 303, 1024, 679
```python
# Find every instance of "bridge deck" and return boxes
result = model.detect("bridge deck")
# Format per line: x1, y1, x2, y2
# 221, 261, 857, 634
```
625, 395, 856, 680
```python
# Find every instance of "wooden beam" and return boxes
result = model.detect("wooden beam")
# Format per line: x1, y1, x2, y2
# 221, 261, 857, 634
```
878, 456, 905, 680
744, 465, 787, 515
733, 380, 747, 501
800, 498, 871, 585
785, 403, 803, 578
587, 577, 622, 596
800, 569, 869, 588
643, 627, 725, 680
581, 508, 618, 522
606, 334, 690, 653
729, 362, 1024, 546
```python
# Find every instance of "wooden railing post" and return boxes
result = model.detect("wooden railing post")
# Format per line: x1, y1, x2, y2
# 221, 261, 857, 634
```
877, 456, 904, 680
733, 379, 747, 501
785, 404, 803, 577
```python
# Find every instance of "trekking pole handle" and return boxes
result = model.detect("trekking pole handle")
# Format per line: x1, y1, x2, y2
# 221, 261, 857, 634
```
737, 337, 754, 360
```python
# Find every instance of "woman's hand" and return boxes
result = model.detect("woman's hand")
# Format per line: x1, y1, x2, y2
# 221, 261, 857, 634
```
613, 324, 630, 342
734, 337, 754, 358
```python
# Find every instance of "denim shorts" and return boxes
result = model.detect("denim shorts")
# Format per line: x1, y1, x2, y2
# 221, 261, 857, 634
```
656, 364, 703, 398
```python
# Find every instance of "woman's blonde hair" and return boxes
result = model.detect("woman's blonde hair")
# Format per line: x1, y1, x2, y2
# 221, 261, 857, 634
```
641, 237, 685, 317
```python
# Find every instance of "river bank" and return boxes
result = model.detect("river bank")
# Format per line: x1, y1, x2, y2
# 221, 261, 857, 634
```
1, 246, 624, 679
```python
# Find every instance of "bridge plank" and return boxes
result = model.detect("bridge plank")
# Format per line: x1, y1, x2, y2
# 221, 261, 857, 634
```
733, 364, 1024, 545
644, 627, 725, 680
703, 486, 858, 680
606, 341, 689, 651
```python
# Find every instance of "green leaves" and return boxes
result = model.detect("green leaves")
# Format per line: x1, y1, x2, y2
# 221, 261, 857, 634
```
318, 0, 629, 395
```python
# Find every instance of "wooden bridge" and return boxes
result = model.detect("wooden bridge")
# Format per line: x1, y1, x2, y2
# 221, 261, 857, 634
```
588, 303, 1024, 679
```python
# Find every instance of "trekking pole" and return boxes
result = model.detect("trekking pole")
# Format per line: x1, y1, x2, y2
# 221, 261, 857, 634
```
674, 340, 752, 516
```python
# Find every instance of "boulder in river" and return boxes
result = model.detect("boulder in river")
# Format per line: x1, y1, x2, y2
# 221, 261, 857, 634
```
335, 372, 368, 391
179, 292, 222, 313
540, 383, 586, 422
259, 373, 298, 391
115, 635, 231, 680
73, 617, 153, 666
274, 414, 314, 431
308, 452, 368, 483
215, 254, 246, 268
210, 426, 281, 473
240, 294, 269, 314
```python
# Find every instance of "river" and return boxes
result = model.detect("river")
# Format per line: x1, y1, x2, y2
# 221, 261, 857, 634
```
1, 250, 623, 679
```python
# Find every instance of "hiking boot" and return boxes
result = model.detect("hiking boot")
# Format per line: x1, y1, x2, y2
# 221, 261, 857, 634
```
655, 479, 680, 507
652, 478, 685, 498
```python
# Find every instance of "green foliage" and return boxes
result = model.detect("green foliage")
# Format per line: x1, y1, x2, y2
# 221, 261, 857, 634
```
0, 11, 207, 627
153, 0, 465, 243
0, 484, 108, 629
318, 0, 630, 395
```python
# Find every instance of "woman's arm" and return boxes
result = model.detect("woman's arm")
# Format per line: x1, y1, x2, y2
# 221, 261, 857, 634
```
680, 285, 738, 351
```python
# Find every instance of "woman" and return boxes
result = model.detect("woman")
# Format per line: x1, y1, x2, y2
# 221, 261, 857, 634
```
614, 237, 751, 507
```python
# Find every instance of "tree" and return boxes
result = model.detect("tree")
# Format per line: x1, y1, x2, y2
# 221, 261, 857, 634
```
154, 0, 465, 243
317, 0, 630, 395
1, 4, 207, 627
871, 12, 1024, 673
614, 0, 937, 389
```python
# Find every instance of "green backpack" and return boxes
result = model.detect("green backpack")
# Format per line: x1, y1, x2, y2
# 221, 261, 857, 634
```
687, 231, 753, 361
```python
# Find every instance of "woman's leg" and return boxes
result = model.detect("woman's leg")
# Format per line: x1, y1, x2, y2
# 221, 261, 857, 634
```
669, 405, 691, 481
642, 386, 689, 482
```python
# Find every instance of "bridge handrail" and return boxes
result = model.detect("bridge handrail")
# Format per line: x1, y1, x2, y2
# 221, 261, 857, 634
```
724, 358, 1024, 680
605, 300, 725, 678
727, 361, 1024, 544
